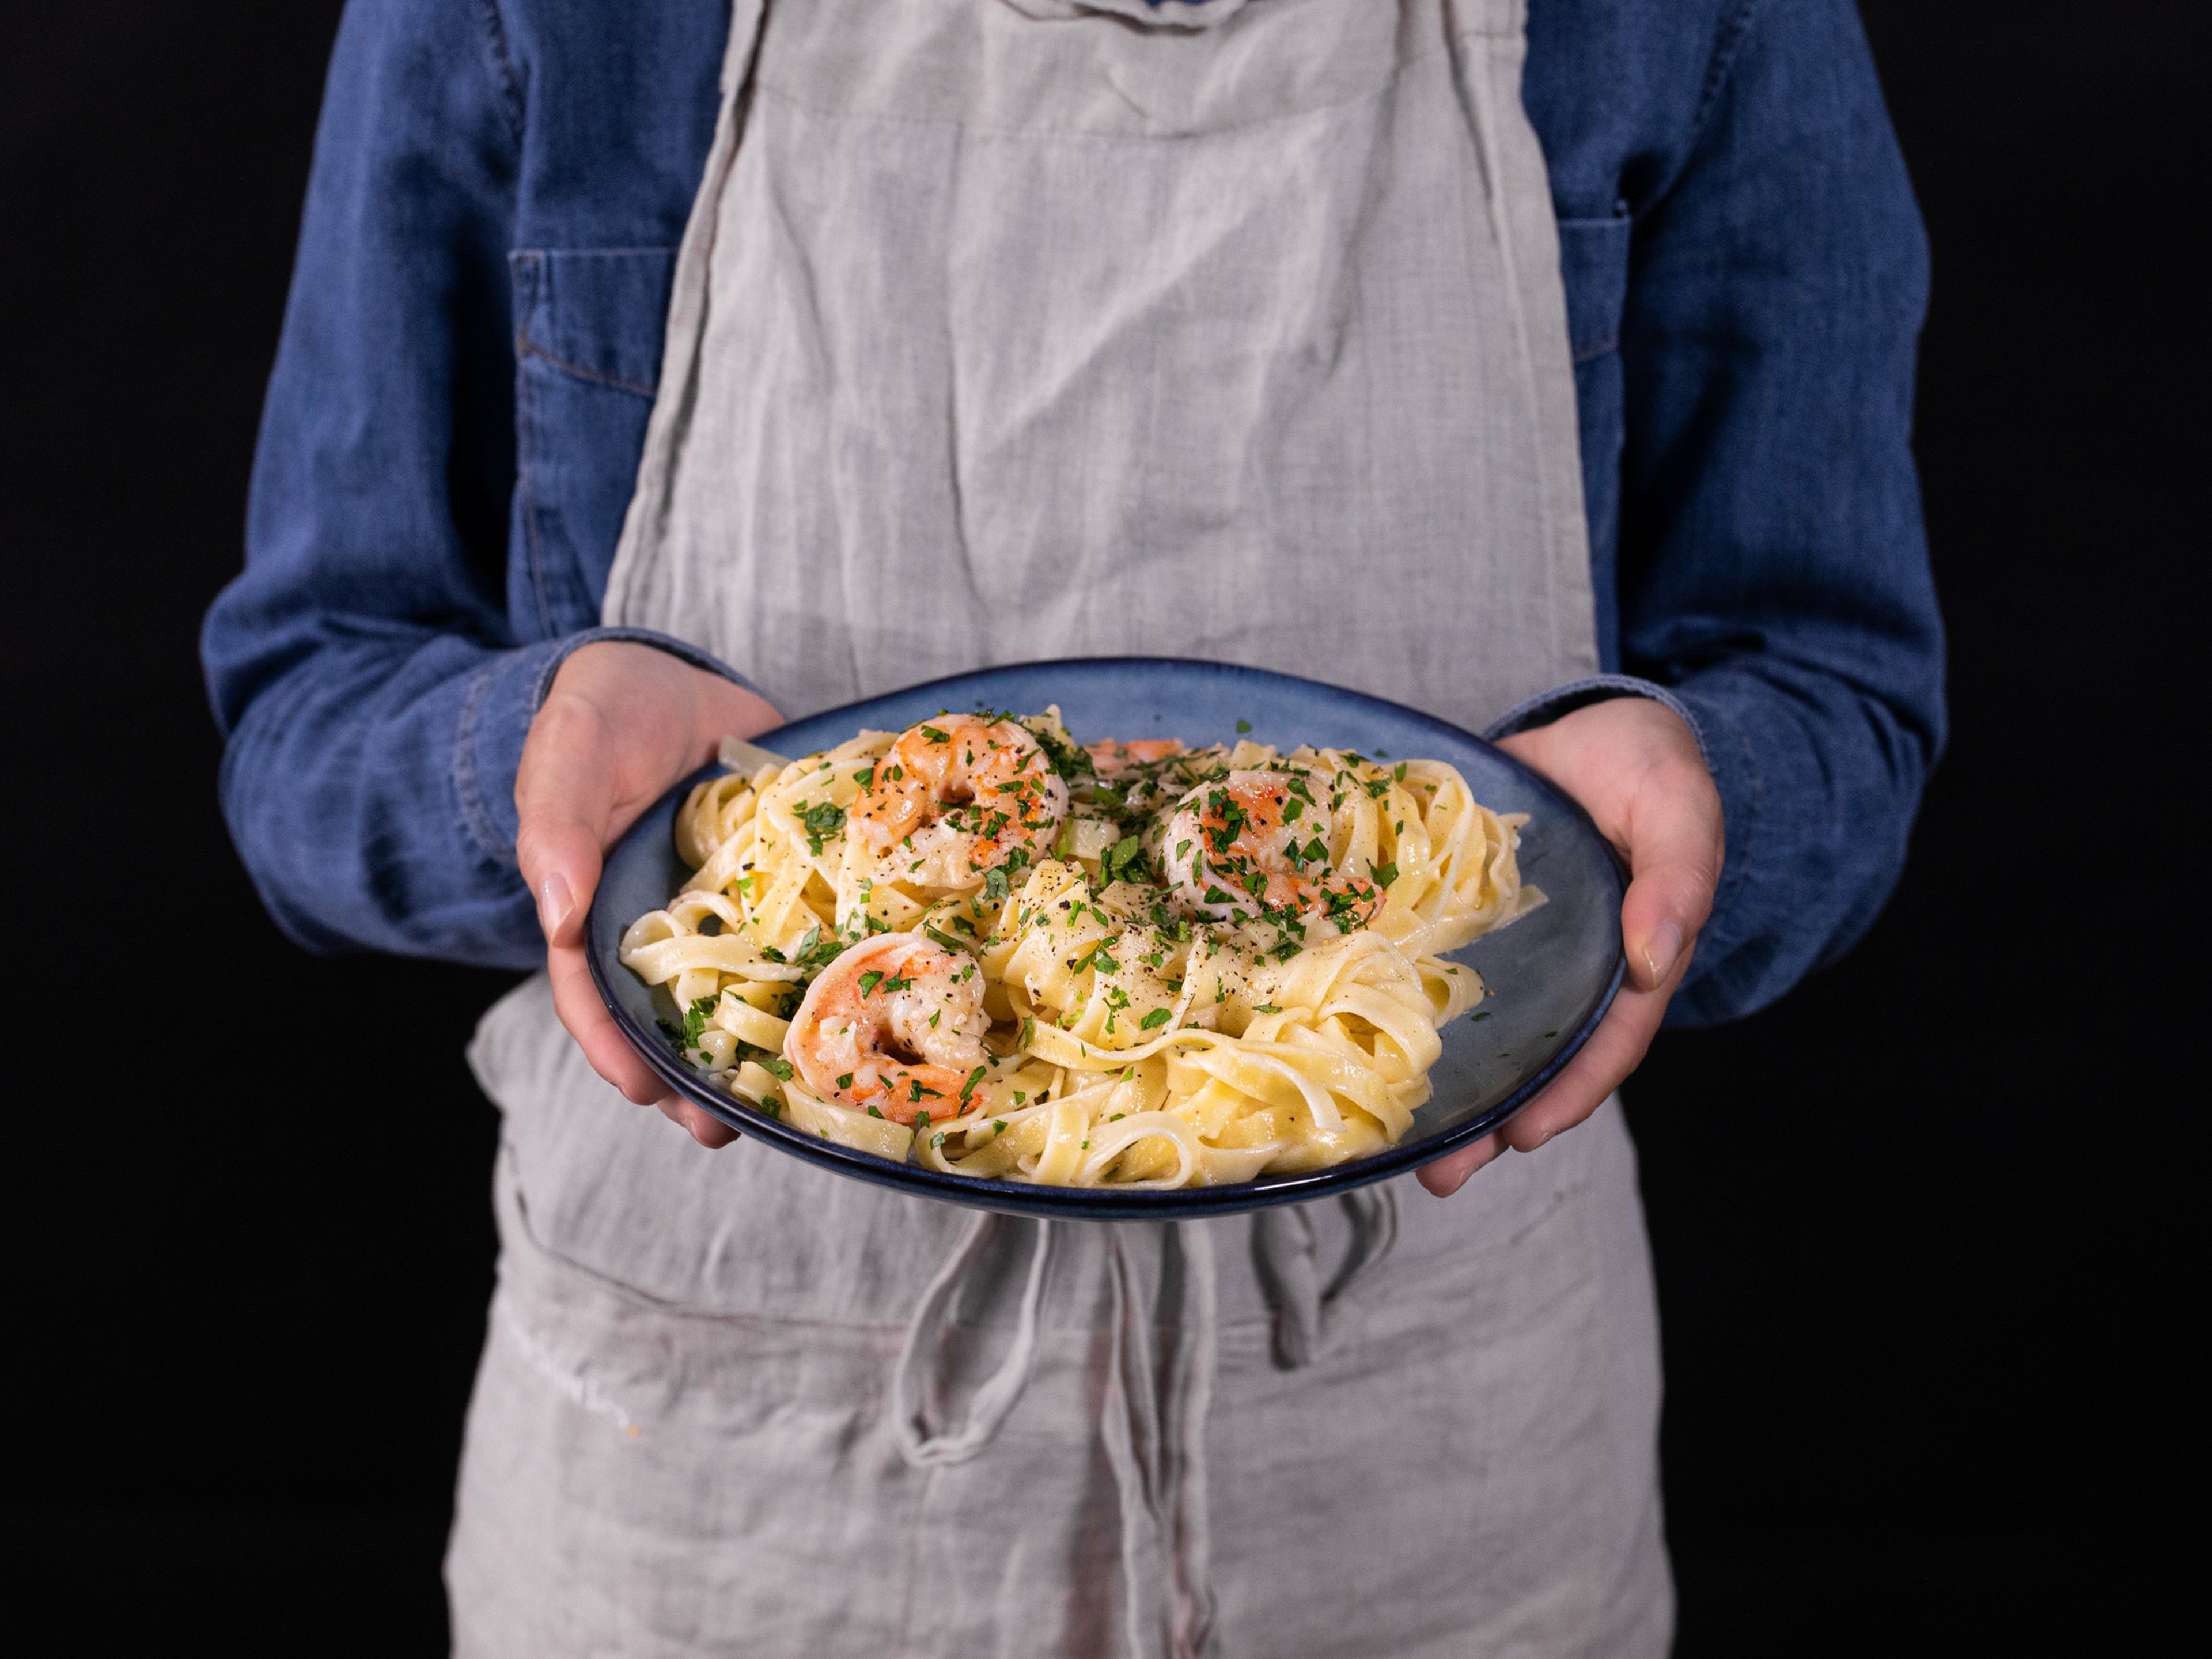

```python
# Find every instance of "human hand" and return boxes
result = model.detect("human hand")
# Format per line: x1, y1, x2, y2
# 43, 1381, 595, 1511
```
1419, 696, 1723, 1196
514, 641, 783, 1149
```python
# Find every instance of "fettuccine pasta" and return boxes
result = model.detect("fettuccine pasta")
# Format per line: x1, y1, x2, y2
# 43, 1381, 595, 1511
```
619, 709, 1541, 1187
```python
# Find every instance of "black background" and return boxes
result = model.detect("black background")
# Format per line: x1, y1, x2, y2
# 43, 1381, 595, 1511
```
0, 2, 2198, 1653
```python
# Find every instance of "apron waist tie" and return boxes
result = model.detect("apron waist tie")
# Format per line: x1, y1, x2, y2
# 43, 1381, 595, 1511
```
892, 1211, 1055, 1467
1101, 1221, 1219, 1659
1252, 1185, 1400, 1370
889, 1213, 1222, 1658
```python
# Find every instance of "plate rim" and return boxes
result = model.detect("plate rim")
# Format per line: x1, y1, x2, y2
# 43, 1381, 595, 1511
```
586, 654, 1626, 1221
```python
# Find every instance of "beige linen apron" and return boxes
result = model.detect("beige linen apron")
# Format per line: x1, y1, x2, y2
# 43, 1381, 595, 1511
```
450, 2, 1670, 1653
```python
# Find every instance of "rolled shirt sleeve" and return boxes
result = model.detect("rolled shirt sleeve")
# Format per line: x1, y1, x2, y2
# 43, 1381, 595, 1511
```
1520, 0, 1948, 1025
199, 0, 748, 968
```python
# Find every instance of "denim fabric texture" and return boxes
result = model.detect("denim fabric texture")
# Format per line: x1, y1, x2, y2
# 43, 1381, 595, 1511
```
201, 0, 1945, 1024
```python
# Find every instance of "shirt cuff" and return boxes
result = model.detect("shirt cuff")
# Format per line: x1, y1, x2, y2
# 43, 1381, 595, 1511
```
1482, 673, 1714, 774
452, 627, 763, 866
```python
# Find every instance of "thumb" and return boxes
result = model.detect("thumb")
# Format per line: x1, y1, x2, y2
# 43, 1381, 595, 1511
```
514, 706, 617, 949
1618, 763, 1722, 992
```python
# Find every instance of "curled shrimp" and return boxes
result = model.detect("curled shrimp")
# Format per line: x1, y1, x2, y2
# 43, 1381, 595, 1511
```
1086, 737, 1185, 778
849, 715, 1069, 891
1162, 769, 1385, 927
785, 933, 990, 1125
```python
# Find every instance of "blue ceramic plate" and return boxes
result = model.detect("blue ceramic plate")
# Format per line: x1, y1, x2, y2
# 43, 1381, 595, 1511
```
588, 658, 1624, 1219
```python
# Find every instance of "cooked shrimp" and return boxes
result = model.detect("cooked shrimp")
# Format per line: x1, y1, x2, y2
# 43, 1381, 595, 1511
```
1086, 737, 1185, 778
785, 933, 991, 1125
1162, 770, 1385, 927
849, 715, 1068, 891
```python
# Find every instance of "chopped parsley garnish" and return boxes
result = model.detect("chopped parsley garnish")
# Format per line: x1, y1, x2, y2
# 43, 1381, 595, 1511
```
662, 995, 717, 1055
1235, 719, 1251, 733
800, 800, 847, 855
786, 923, 842, 971
1074, 939, 1122, 975
920, 725, 951, 744
858, 969, 885, 998
1374, 861, 1399, 888
923, 923, 974, 956
1103, 835, 1144, 882
760, 1055, 795, 1080
1139, 1007, 1172, 1030
838, 1071, 855, 1088
1252, 1003, 1282, 1014
959, 1066, 987, 1101
867, 1105, 884, 1119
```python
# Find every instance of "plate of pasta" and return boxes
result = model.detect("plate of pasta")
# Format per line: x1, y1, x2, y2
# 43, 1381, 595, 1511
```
587, 658, 1624, 1218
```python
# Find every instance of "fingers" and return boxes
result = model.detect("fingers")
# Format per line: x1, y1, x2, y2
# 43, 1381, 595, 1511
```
1497, 962, 1673, 1153
658, 1097, 743, 1149
1416, 1130, 1504, 1198
548, 938, 738, 1147
547, 927, 669, 1105
1422, 944, 1691, 1196
1619, 753, 1724, 991
514, 696, 616, 958
1424, 697, 1721, 1198
513, 646, 779, 1153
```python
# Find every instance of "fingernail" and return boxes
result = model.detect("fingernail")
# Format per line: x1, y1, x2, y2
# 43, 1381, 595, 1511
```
1642, 918, 1683, 986
538, 872, 573, 942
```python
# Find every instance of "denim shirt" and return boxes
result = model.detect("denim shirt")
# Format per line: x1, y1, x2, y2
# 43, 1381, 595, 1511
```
202, 0, 1945, 1027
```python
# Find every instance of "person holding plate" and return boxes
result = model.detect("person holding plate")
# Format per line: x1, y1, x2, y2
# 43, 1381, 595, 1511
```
204, 0, 1944, 1653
